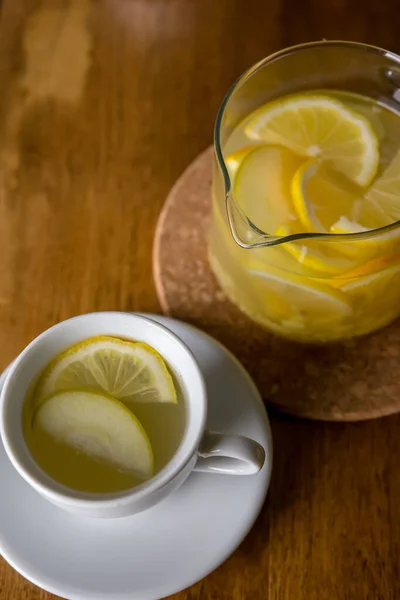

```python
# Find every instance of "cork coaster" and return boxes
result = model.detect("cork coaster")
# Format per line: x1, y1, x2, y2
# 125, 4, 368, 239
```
153, 146, 400, 421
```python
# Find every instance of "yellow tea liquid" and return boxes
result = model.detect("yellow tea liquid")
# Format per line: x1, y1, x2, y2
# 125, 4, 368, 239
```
23, 339, 186, 493
210, 91, 400, 342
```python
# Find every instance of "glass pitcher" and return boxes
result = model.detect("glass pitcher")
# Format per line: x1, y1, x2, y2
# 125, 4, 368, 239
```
210, 41, 400, 343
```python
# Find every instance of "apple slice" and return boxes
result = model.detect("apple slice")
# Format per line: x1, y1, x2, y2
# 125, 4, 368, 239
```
33, 390, 154, 479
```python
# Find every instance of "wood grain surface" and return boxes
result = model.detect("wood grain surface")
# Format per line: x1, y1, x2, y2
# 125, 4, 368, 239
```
0, 1, 400, 599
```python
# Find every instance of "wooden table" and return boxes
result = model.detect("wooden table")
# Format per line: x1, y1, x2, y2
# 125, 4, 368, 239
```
1, 1, 400, 599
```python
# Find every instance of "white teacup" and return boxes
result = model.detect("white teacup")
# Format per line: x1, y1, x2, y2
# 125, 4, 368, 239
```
0, 312, 265, 518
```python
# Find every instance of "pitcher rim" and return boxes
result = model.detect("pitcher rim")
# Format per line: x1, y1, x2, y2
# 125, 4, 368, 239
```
213, 40, 400, 247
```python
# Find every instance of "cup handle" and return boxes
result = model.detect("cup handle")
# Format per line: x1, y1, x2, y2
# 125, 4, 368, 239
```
194, 431, 265, 475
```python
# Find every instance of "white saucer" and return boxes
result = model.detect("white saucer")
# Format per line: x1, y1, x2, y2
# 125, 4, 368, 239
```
0, 315, 272, 600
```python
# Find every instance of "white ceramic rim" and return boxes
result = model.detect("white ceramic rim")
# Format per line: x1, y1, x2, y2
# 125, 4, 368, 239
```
0, 312, 207, 510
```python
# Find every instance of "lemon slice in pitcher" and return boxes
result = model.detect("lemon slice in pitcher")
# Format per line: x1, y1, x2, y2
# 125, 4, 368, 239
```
289, 157, 400, 270
327, 150, 400, 250
363, 149, 400, 223
291, 150, 400, 234
275, 225, 356, 276
291, 161, 359, 232
248, 262, 352, 333
245, 94, 379, 187
33, 336, 177, 411
342, 263, 400, 307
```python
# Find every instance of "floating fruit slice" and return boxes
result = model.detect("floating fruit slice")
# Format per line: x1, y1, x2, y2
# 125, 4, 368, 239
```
245, 94, 379, 187
224, 145, 260, 180
328, 151, 400, 261
248, 261, 351, 333
329, 207, 400, 266
339, 263, 400, 336
234, 145, 302, 232
291, 161, 358, 232
34, 390, 154, 478
276, 225, 355, 276
330, 216, 400, 252
290, 161, 400, 270
295, 151, 400, 235
333, 249, 400, 282
342, 262, 400, 326
33, 336, 177, 411
329, 216, 369, 234
343, 262, 400, 291
364, 149, 400, 223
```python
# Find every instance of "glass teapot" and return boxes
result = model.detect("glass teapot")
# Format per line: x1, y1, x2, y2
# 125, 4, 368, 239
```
209, 41, 400, 343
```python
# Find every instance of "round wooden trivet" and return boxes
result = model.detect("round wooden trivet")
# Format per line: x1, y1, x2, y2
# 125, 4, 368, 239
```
153, 146, 400, 421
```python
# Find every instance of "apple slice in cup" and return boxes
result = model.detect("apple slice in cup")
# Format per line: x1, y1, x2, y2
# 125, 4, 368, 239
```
33, 390, 154, 479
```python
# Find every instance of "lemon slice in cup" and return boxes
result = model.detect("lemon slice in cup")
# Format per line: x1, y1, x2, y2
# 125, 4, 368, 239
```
33, 336, 177, 411
245, 94, 379, 187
